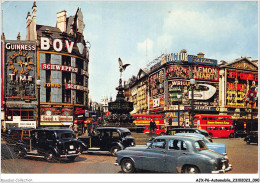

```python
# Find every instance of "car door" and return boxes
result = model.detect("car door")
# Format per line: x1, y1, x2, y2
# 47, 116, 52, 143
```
100, 130, 111, 150
142, 139, 167, 172
164, 139, 188, 173
90, 130, 101, 148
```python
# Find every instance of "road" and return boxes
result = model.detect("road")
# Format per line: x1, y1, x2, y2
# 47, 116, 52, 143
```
1, 138, 258, 174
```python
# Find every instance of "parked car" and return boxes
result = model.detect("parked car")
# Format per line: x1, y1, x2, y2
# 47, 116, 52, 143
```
4, 128, 32, 145
234, 130, 247, 138
174, 133, 227, 155
115, 136, 232, 173
14, 128, 84, 161
168, 128, 213, 142
244, 131, 258, 145
78, 127, 135, 156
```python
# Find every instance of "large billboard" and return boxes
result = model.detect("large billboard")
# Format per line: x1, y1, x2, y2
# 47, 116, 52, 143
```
225, 69, 258, 108
5, 41, 36, 99
149, 69, 165, 97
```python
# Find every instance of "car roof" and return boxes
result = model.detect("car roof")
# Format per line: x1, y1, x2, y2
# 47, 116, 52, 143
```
95, 127, 130, 132
32, 128, 73, 133
175, 133, 205, 138
154, 135, 201, 142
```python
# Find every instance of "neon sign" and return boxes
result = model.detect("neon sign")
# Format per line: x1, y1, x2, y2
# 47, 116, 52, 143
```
42, 63, 78, 73
192, 65, 219, 81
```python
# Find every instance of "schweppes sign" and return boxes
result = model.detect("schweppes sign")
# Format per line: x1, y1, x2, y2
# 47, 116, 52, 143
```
207, 121, 230, 125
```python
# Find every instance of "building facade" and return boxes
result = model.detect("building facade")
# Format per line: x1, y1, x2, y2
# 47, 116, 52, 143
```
127, 50, 258, 129
3, 3, 90, 131
219, 57, 258, 131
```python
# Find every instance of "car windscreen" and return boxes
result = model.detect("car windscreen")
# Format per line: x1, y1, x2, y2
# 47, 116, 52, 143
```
122, 132, 132, 137
194, 140, 208, 151
59, 132, 76, 139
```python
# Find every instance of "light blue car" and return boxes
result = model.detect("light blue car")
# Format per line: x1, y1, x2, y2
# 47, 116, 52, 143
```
174, 133, 227, 155
115, 136, 232, 173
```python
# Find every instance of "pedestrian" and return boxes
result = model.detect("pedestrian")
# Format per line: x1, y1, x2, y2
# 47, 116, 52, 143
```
150, 120, 154, 133
152, 120, 157, 133
74, 124, 78, 137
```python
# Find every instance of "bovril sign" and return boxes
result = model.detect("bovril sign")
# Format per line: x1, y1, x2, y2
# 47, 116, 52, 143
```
40, 37, 85, 55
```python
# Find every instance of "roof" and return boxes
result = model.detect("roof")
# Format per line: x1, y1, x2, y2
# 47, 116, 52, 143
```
219, 57, 258, 70
96, 127, 130, 132
154, 135, 201, 142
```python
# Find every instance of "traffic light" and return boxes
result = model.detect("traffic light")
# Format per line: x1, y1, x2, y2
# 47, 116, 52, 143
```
244, 122, 247, 129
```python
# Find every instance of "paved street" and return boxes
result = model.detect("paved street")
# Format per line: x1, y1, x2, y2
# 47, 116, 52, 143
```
1, 137, 258, 174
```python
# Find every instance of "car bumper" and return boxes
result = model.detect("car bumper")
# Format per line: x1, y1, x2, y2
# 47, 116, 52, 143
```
212, 164, 232, 173
114, 160, 119, 166
60, 153, 81, 158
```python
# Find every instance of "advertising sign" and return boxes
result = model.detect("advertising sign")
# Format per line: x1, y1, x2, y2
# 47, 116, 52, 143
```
192, 65, 219, 81
188, 84, 216, 100
5, 41, 36, 98
165, 65, 191, 80
161, 52, 188, 65
40, 105, 73, 122
149, 95, 165, 109
188, 55, 217, 66
225, 69, 258, 108
149, 69, 165, 97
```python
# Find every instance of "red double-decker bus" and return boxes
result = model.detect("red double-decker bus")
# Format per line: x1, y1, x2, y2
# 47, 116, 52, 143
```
193, 114, 234, 138
132, 114, 166, 135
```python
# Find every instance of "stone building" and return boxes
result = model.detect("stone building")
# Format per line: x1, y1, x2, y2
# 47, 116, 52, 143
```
3, 2, 90, 131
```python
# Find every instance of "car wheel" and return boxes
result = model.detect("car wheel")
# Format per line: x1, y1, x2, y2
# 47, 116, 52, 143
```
121, 158, 136, 173
68, 156, 77, 161
110, 146, 121, 156
229, 133, 234, 138
246, 141, 250, 145
182, 165, 200, 173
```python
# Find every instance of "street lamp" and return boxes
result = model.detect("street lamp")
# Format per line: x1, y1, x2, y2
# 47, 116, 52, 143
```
190, 79, 196, 128
36, 79, 41, 128
177, 94, 182, 128
72, 93, 75, 129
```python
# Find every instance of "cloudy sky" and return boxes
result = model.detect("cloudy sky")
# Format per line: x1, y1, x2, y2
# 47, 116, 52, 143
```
2, 1, 258, 102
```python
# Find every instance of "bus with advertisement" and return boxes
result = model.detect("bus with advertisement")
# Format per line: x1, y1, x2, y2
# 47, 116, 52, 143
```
132, 114, 166, 135
193, 114, 234, 138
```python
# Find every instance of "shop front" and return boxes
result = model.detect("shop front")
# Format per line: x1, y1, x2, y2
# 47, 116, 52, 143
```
40, 104, 73, 127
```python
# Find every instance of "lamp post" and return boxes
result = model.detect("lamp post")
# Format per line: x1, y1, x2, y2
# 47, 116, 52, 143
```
190, 79, 196, 128
177, 94, 182, 128
36, 79, 41, 128
72, 93, 75, 129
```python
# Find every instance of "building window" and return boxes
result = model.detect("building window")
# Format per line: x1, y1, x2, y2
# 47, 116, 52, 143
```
7, 109, 35, 121
62, 55, 71, 66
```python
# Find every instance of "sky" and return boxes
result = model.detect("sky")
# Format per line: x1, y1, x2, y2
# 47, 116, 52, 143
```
1, 1, 259, 103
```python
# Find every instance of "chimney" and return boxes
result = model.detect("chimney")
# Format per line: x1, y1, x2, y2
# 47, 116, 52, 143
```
180, 49, 187, 53
26, 12, 31, 41
31, 1, 37, 40
17, 32, 21, 40
1, 33, 5, 41
57, 10, 67, 32
197, 52, 205, 58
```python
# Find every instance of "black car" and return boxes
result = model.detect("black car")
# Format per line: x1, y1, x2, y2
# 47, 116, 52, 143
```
234, 130, 247, 138
167, 128, 213, 142
14, 128, 85, 161
78, 127, 135, 156
244, 131, 258, 145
